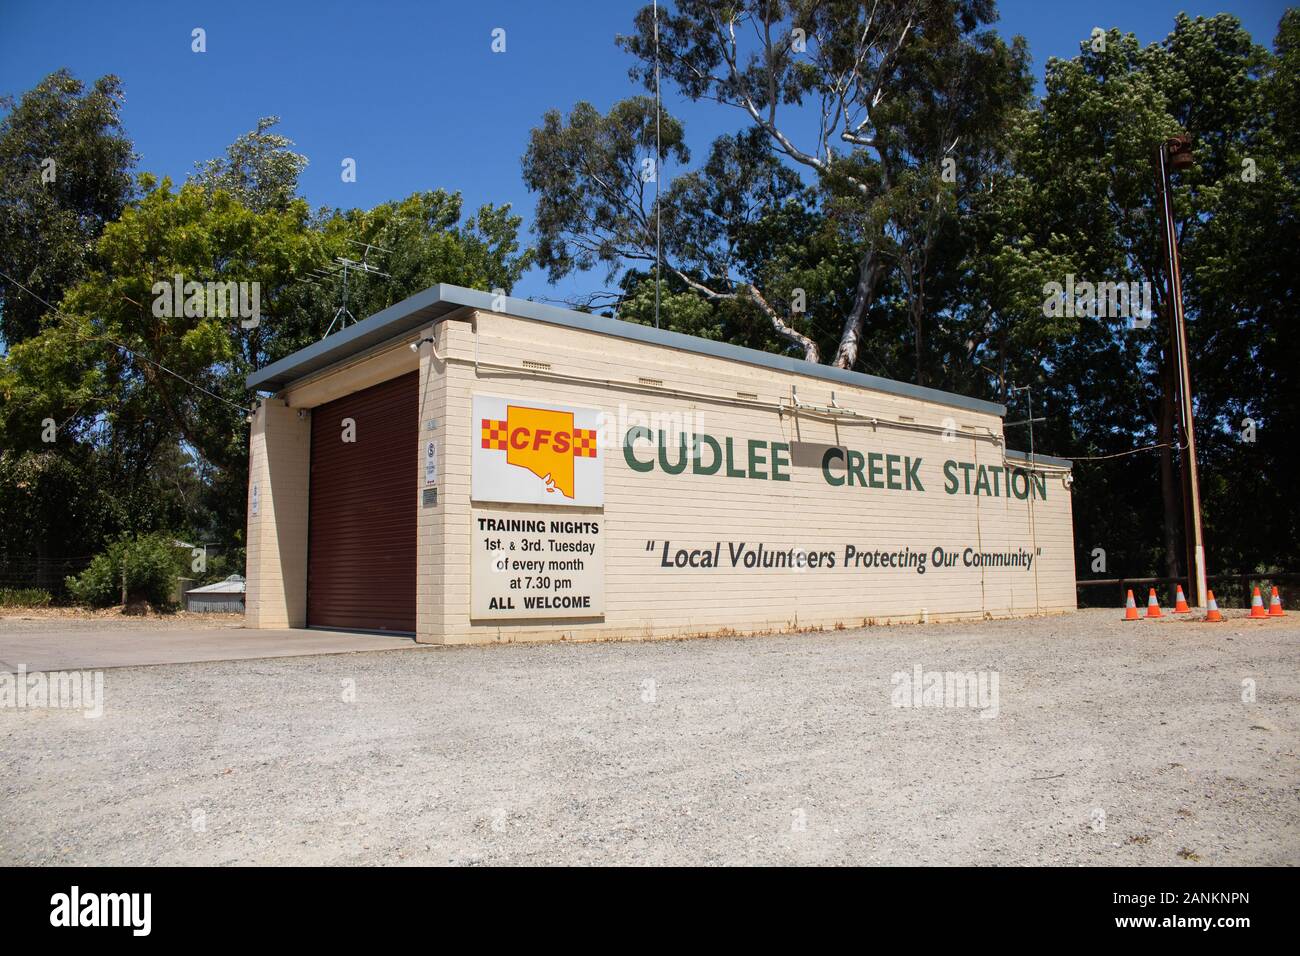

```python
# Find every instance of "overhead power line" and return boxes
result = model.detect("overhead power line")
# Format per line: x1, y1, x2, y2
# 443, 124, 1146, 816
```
1066, 441, 1187, 462
0, 267, 249, 414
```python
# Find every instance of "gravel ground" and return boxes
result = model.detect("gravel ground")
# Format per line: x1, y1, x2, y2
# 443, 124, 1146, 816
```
1, 608, 1296, 866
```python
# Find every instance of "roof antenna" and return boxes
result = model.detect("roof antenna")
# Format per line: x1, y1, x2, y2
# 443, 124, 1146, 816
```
321, 240, 392, 338
653, 0, 662, 331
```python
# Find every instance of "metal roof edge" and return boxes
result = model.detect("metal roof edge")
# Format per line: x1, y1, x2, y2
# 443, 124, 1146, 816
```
247, 283, 1007, 417
245, 284, 449, 391
1005, 448, 1073, 468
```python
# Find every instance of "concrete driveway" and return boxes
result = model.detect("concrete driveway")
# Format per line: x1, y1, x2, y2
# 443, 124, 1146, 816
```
0, 615, 421, 671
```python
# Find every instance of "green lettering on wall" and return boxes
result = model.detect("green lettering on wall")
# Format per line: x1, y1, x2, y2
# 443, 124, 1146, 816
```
907, 457, 924, 492
847, 450, 867, 487
1010, 468, 1028, 499
885, 454, 902, 490
693, 434, 721, 476
823, 447, 845, 486
988, 465, 1003, 497
771, 442, 791, 481
659, 431, 688, 475
623, 426, 654, 473
867, 451, 884, 488
724, 438, 745, 478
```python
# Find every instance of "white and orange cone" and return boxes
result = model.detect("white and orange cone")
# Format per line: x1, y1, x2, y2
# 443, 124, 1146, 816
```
1205, 590, 1223, 623
1173, 584, 1191, 613
1249, 586, 1268, 619
1123, 589, 1139, 621
1268, 586, 1286, 617
1146, 588, 1163, 619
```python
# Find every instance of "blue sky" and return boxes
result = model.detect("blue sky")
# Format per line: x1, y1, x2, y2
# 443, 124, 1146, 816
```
0, 0, 1290, 304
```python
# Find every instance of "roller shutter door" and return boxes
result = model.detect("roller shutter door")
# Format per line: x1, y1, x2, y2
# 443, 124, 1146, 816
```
307, 371, 417, 632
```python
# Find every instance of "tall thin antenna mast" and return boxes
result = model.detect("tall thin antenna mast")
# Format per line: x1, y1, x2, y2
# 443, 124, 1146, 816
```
1005, 384, 1045, 465
653, 0, 662, 331
321, 240, 392, 338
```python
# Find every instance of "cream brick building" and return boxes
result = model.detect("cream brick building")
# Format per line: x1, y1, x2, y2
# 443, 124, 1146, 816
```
245, 284, 1076, 643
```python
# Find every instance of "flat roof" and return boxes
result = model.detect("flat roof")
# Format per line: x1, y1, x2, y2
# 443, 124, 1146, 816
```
187, 580, 246, 594
247, 283, 1006, 416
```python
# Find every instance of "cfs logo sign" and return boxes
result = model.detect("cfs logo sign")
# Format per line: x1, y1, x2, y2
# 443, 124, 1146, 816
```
472, 395, 604, 506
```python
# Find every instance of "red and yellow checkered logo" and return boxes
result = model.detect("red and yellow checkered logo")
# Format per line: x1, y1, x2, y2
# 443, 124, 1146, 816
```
478, 405, 598, 498
481, 419, 509, 451
573, 429, 597, 458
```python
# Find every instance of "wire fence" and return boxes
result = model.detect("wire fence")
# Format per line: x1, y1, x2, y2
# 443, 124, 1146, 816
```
0, 557, 95, 595
1076, 572, 1299, 609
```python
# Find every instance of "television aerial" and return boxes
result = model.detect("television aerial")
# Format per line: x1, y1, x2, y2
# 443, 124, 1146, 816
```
298, 240, 393, 338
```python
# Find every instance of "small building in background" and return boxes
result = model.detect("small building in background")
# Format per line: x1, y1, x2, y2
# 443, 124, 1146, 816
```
185, 575, 246, 613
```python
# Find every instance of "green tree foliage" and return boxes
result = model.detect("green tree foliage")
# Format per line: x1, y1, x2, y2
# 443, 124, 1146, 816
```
1183, 11, 1300, 573
524, 97, 687, 287
65, 532, 187, 607
0, 69, 135, 346
1000, 15, 1294, 579
526, 2, 1033, 370
0, 177, 324, 558
309, 189, 533, 333
619, 0, 1030, 370
192, 116, 308, 214
0, 99, 533, 595
0, 449, 133, 593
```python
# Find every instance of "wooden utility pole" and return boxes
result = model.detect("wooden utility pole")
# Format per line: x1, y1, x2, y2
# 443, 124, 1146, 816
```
1155, 134, 1207, 607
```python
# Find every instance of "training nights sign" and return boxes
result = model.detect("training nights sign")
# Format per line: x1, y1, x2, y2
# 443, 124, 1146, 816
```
471, 511, 605, 619
471, 394, 606, 620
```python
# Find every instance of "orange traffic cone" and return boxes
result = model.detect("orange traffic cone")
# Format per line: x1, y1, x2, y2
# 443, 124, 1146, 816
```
1173, 585, 1191, 613
1145, 588, 1163, 618
1205, 590, 1223, 622
1268, 586, 1286, 617
1248, 586, 1268, 618
1123, 589, 1139, 621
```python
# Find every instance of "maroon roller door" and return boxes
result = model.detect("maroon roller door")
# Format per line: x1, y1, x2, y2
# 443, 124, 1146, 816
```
307, 371, 417, 632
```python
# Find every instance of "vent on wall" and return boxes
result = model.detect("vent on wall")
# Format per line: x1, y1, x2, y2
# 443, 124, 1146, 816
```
638, 376, 664, 386
737, 391, 758, 400
522, 360, 551, 371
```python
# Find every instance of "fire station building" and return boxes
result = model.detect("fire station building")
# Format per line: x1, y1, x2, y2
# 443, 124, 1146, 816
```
244, 284, 1076, 643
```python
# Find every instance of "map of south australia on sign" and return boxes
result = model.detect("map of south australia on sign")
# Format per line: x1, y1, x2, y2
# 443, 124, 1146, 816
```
472, 395, 604, 507
481, 406, 597, 498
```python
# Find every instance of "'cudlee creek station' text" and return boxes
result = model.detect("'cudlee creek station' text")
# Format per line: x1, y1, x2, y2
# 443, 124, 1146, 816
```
623, 427, 1049, 500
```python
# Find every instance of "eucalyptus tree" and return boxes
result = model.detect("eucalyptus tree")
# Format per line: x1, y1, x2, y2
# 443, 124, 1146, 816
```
0, 69, 136, 346
192, 116, 308, 214
525, 0, 1027, 374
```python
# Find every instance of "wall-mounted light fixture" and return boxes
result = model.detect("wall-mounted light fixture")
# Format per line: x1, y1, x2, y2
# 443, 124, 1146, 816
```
409, 335, 439, 359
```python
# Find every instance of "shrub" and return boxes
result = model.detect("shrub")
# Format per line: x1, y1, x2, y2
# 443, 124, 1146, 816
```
0, 587, 52, 607
65, 533, 186, 607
